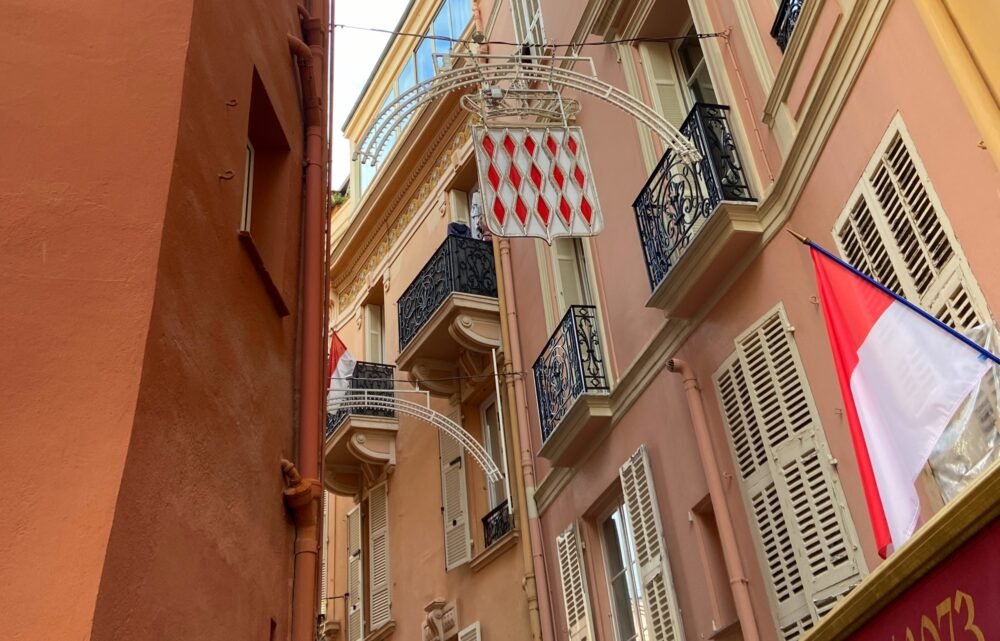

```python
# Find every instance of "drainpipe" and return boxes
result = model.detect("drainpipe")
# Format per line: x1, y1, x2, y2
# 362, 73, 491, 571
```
285, 3, 328, 641
495, 237, 555, 641
666, 358, 761, 641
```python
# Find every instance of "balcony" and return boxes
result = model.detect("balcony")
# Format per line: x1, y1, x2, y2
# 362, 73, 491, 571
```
396, 235, 501, 396
533, 305, 612, 467
771, 0, 805, 52
482, 500, 514, 549
323, 362, 398, 496
633, 103, 760, 318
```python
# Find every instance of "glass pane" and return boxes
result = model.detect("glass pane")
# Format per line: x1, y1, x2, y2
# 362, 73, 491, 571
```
611, 574, 637, 641
433, 3, 453, 52
604, 509, 640, 641
360, 158, 376, 194
602, 516, 626, 576
689, 65, 718, 104
450, 0, 472, 40
416, 37, 435, 82
397, 57, 416, 96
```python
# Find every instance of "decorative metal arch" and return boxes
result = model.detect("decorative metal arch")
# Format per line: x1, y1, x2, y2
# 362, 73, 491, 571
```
354, 54, 700, 167
328, 390, 503, 483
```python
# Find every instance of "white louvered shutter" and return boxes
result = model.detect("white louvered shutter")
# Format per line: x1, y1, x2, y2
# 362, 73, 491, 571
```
346, 505, 364, 641
639, 43, 689, 128
458, 622, 482, 641
833, 119, 990, 333
620, 446, 685, 641
552, 238, 590, 312
715, 307, 865, 641
440, 431, 472, 570
556, 522, 595, 641
368, 483, 391, 629
364, 304, 384, 363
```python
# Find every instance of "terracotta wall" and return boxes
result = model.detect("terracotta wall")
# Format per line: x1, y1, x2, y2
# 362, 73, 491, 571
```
0, 0, 308, 638
0, 1, 192, 639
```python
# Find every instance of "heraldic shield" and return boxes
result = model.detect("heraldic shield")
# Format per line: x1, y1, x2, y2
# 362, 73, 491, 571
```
472, 126, 604, 243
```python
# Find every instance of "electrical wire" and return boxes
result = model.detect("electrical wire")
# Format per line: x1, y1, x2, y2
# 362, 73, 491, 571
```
333, 23, 727, 48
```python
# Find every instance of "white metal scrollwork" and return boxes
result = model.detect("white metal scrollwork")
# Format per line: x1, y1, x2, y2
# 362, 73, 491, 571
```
327, 390, 503, 483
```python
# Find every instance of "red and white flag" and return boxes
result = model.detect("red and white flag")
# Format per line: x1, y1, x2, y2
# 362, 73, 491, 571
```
326, 330, 357, 411
811, 246, 990, 556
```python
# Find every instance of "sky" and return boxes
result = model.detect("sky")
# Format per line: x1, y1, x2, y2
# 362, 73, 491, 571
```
331, 0, 411, 189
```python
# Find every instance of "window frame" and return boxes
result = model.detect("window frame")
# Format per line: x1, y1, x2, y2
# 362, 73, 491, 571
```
598, 499, 648, 641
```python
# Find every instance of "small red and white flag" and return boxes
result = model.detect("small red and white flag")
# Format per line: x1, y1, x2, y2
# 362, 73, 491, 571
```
326, 330, 357, 411
811, 245, 992, 556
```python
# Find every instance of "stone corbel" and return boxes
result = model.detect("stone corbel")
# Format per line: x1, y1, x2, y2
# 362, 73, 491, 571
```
409, 359, 461, 396
422, 600, 458, 641
448, 309, 502, 354
347, 430, 397, 469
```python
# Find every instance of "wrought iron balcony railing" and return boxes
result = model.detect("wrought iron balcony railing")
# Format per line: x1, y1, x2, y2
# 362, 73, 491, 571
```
771, 0, 805, 51
482, 500, 513, 548
533, 305, 610, 442
325, 361, 396, 437
397, 235, 498, 352
632, 103, 755, 291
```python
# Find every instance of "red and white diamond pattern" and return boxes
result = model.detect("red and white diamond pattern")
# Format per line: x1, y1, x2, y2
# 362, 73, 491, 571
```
472, 126, 604, 242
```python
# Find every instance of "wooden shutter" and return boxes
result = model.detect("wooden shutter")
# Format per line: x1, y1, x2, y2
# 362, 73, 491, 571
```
620, 445, 685, 641
638, 43, 689, 128
364, 304, 384, 363
440, 431, 471, 569
833, 117, 990, 333
368, 483, 391, 629
458, 622, 482, 641
556, 521, 595, 641
346, 504, 364, 641
714, 306, 865, 641
553, 238, 589, 312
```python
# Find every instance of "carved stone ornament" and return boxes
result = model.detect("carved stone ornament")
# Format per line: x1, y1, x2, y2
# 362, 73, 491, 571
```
422, 600, 458, 641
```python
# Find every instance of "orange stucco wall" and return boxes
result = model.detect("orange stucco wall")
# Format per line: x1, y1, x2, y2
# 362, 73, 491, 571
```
0, 1, 310, 639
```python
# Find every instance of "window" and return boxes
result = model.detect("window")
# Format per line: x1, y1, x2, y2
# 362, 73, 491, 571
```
364, 304, 385, 363
714, 306, 865, 641
552, 238, 592, 315
356, 0, 474, 196
676, 28, 718, 104
481, 398, 506, 508
601, 502, 647, 641
511, 0, 545, 47
638, 43, 688, 128
440, 431, 472, 569
241, 142, 254, 231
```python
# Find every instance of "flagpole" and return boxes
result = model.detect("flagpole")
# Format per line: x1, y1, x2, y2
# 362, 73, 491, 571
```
788, 229, 1000, 365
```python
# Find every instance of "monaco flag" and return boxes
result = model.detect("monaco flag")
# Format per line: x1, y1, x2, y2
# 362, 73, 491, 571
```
326, 330, 357, 411
810, 244, 992, 556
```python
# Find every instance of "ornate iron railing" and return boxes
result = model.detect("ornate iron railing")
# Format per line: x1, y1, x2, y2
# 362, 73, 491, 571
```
325, 361, 396, 437
482, 500, 513, 548
397, 235, 498, 352
632, 103, 755, 290
533, 305, 610, 442
771, 0, 805, 51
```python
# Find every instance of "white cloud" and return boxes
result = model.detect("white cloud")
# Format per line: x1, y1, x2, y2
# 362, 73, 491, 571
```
330, 0, 411, 189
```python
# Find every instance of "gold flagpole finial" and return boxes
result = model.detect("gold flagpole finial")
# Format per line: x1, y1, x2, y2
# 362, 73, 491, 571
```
786, 228, 810, 245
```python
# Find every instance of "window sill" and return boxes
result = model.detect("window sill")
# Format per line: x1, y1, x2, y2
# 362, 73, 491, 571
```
238, 231, 290, 317
470, 529, 519, 573
708, 619, 741, 641
762, 0, 827, 126
365, 620, 396, 641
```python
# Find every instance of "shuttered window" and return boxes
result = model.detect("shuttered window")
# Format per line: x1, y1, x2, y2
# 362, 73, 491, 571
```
714, 305, 865, 641
552, 238, 592, 315
556, 521, 596, 641
368, 483, 391, 630
619, 446, 685, 641
834, 116, 990, 333
638, 43, 689, 128
347, 505, 364, 641
458, 622, 482, 641
364, 304, 385, 363
320, 492, 329, 618
440, 431, 472, 569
